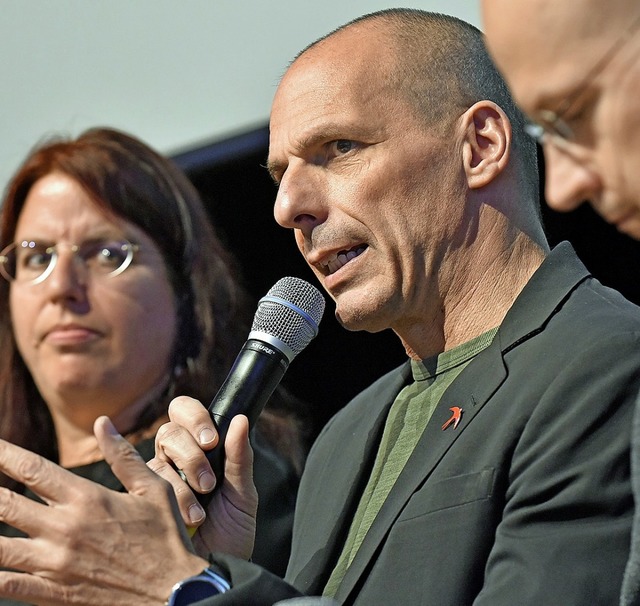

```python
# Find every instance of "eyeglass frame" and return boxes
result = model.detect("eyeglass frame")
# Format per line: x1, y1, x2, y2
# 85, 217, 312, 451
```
0, 238, 140, 285
524, 11, 640, 146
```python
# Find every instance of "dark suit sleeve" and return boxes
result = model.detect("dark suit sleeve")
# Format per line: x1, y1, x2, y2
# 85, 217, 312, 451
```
192, 554, 304, 605
474, 334, 640, 605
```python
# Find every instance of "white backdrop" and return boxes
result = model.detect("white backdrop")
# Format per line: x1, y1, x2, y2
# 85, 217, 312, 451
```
0, 1, 480, 192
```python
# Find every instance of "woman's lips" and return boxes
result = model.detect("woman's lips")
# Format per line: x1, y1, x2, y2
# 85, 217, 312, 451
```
45, 325, 100, 346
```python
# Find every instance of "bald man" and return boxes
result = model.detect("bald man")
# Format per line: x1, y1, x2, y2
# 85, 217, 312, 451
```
150, 8, 640, 606
481, 2, 640, 604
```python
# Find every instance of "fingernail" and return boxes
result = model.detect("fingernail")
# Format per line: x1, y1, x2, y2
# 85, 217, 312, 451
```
199, 470, 216, 493
199, 428, 216, 445
188, 503, 205, 524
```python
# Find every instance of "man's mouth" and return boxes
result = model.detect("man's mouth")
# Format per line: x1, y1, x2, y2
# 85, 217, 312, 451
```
320, 245, 367, 275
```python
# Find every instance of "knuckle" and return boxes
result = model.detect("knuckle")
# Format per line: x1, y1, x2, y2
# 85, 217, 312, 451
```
47, 543, 75, 573
168, 396, 198, 416
0, 574, 27, 596
155, 422, 183, 445
0, 489, 23, 523
14, 455, 48, 486
147, 458, 182, 489
146, 457, 166, 475
168, 397, 210, 425
172, 479, 195, 499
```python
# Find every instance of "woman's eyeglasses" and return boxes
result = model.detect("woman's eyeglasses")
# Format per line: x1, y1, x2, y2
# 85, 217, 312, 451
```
0, 239, 139, 285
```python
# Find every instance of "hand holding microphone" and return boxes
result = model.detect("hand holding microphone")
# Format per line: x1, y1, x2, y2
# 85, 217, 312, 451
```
196, 276, 325, 508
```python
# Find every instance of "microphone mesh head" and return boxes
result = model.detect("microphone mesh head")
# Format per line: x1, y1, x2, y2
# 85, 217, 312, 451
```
251, 277, 325, 360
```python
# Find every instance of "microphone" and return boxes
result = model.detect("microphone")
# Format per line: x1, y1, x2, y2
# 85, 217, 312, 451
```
197, 276, 325, 507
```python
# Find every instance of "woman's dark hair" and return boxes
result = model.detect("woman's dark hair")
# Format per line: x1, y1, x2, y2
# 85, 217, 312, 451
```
0, 127, 307, 479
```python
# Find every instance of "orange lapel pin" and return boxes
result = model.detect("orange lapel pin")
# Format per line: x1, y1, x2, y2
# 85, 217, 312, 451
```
442, 406, 463, 430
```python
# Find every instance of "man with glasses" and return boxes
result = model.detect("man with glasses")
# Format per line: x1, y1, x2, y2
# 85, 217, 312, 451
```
481, 0, 640, 239
481, 2, 640, 603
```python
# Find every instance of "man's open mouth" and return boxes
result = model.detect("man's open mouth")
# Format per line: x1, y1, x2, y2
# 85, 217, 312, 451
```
321, 245, 367, 275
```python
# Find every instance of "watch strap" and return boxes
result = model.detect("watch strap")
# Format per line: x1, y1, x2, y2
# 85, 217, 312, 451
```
166, 566, 231, 605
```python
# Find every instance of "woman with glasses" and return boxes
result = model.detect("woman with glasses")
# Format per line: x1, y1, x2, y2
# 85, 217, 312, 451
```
0, 127, 306, 588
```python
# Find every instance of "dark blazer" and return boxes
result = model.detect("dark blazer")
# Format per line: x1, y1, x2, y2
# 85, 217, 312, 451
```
208, 243, 640, 605
620, 395, 640, 606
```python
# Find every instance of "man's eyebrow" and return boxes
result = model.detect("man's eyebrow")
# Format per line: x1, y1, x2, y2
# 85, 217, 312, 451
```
265, 124, 366, 183
265, 159, 284, 184
264, 131, 328, 184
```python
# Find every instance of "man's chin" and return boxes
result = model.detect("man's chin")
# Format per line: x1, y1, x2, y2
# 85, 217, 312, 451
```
335, 305, 390, 335
615, 214, 640, 241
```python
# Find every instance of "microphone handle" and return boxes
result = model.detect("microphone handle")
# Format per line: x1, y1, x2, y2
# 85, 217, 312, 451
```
197, 340, 289, 508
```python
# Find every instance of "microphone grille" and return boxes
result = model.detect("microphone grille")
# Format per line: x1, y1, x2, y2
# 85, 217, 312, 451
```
251, 277, 326, 360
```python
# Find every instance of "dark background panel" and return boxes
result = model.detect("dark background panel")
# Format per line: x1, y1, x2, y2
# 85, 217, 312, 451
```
172, 128, 640, 440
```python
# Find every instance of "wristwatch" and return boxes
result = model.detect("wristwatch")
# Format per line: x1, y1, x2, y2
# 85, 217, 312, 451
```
166, 566, 231, 605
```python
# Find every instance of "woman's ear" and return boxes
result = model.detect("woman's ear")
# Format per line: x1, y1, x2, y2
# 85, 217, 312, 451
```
460, 100, 511, 189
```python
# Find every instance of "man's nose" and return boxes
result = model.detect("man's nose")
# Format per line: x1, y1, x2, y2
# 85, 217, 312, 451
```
543, 142, 602, 213
273, 165, 328, 237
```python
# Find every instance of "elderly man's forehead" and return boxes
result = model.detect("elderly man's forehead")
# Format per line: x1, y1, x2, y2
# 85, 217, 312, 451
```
482, 0, 626, 109
483, 1, 568, 63
483, 0, 633, 57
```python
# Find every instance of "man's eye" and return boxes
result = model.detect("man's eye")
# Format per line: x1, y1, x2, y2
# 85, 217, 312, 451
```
334, 140, 355, 154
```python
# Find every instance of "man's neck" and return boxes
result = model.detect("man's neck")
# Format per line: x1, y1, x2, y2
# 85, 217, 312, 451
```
397, 235, 547, 361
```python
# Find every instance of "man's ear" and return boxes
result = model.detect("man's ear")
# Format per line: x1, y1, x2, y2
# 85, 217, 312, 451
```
460, 100, 511, 189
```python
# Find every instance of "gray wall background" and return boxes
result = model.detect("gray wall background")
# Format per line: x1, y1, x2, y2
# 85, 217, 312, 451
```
0, 1, 480, 192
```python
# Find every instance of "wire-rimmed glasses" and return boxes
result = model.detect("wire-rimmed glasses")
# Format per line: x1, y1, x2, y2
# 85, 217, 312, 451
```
0, 239, 140, 285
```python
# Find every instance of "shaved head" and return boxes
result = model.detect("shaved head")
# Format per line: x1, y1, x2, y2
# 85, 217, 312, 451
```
482, 0, 637, 115
295, 8, 539, 201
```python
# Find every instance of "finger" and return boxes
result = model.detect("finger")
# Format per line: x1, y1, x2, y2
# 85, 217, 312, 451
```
0, 440, 77, 505
154, 422, 217, 495
0, 491, 50, 546
191, 415, 257, 558
0, 535, 71, 579
167, 396, 219, 449
147, 456, 207, 528
0, 569, 59, 606
93, 416, 161, 496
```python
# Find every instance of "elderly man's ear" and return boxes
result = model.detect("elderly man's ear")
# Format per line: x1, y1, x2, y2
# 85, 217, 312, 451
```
461, 100, 511, 189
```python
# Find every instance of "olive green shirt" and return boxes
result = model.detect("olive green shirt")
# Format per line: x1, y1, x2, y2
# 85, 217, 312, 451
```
324, 327, 498, 597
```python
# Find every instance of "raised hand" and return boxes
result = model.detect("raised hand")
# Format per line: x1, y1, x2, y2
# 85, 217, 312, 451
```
0, 416, 209, 606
